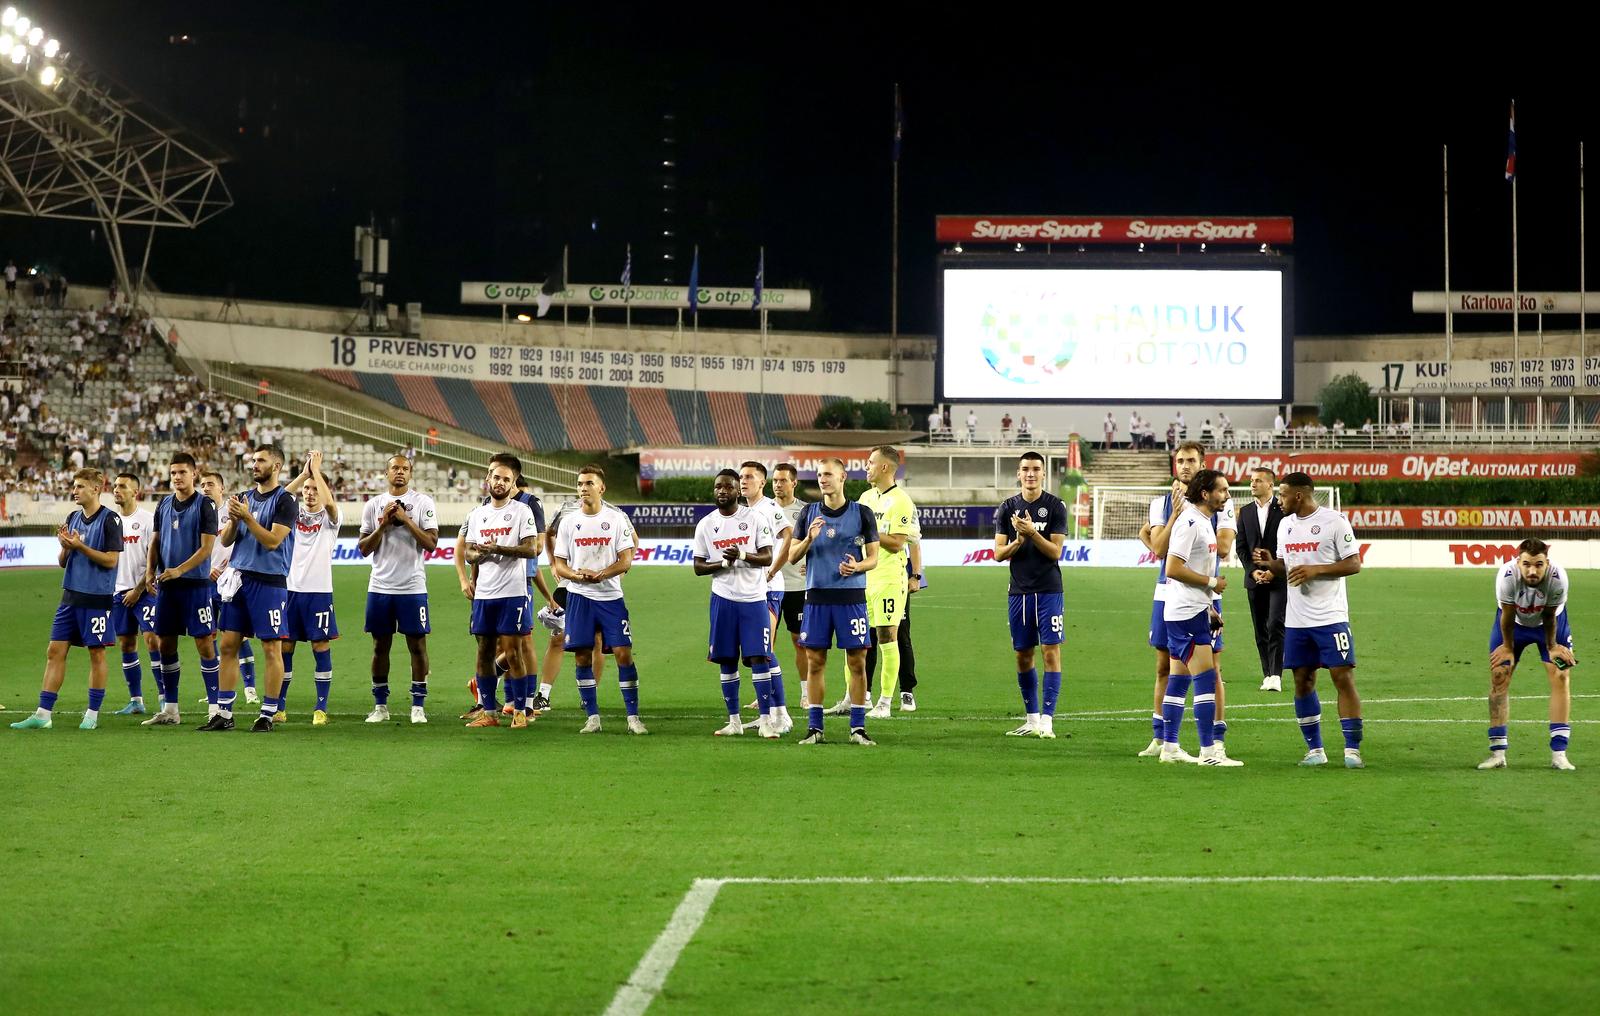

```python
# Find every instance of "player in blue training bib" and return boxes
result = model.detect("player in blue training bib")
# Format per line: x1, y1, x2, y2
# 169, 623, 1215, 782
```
12, 469, 123, 731
142, 453, 221, 726
994, 451, 1069, 740
786, 457, 880, 746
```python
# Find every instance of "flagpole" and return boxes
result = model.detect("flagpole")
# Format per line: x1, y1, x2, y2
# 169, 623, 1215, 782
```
890, 82, 901, 413
1582, 141, 1587, 378
692, 244, 700, 443
624, 242, 633, 333
1443, 143, 1452, 386
561, 244, 570, 433
758, 245, 767, 440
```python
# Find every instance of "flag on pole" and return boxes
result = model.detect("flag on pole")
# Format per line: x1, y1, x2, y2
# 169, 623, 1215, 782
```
1505, 100, 1517, 182
535, 265, 563, 318
753, 248, 764, 311
892, 83, 904, 163
687, 247, 700, 313
621, 244, 632, 287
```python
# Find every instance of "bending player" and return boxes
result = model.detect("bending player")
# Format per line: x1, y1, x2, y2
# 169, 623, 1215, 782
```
283, 451, 340, 725
694, 470, 778, 738
141, 454, 219, 727
1251, 471, 1365, 768
1478, 539, 1578, 771
11, 469, 122, 731
1160, 469, 1242, 766
994, 451, 1068, 739
552, 465, 646, 734
787, 457, 880, 745
109, 472, 162, 715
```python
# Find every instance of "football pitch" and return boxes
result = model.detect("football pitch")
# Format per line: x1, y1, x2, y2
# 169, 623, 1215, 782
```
1, 565, 1594, 1014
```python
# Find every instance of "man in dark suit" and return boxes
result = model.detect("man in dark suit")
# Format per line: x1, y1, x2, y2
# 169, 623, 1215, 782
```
1234, 466, 1286, 692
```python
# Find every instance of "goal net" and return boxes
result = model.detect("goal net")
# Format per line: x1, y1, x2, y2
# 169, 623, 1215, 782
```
1090, 485, 1342, 541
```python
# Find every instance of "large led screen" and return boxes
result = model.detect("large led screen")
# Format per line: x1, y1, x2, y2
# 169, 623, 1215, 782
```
939, 266, 1289, 402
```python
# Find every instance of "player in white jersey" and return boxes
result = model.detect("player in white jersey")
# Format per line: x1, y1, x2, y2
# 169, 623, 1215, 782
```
553, 464, 646, 734
1250, 472, 1365, 768
458, 461, 541, 728
695, 470, 778, 737
769, 463, 811, 708
283, 451, 340, 725
1138, 441, 1236, 759
1479, 538, 1579, 770
525, 494, 623, 720
109, 472, 162, 715
200, 470, 256, 711
1159, 470, 1243, 766
358, 454, 440, 724
739, 460, 796, 733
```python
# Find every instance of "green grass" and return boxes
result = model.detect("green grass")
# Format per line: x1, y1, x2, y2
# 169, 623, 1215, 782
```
0, 565, 1595, 1014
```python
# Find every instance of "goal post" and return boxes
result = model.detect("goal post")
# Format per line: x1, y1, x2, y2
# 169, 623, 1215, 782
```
1090, 485, 1343, 541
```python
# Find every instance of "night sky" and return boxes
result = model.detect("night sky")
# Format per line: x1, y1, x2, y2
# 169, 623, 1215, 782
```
11, 4, 1598, 339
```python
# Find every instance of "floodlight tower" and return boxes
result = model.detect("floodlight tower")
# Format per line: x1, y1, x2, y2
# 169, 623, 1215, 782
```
354, 215, 390, 332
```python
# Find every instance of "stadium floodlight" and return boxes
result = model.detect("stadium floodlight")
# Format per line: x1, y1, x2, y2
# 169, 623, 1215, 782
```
25, 25, 40, 46
41, 37, 54, 57
36, 62, 52, 86
0, 8, 15, 28
0, 33, 11, 51
9, 44, 24, 63
12, 15, 24, 35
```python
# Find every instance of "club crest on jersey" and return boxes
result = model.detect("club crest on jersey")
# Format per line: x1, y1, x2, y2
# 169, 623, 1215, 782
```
1311, 525, 1321, 535
1036, 508, 1046, 518
826, 527, 837, 539
739, 522, 748, 531
503, 513, 512, 521
602, 522, 611, 531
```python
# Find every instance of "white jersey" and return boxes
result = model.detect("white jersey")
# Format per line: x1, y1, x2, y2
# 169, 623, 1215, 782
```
694, 505, 775, 603
1151, 494, 1234, 602
209, 507, 242, 601
115, 506, 155, 593
1279, 506, 1359, 629
1163, 504, 1218, 621
360, 490, 438, 595
288, 507, 338, 594
744, 495, 792, 592
775, 498, 808, 590
1495, 561, 1568, 627
555, 503, 635, 602
463, 500, 539, 601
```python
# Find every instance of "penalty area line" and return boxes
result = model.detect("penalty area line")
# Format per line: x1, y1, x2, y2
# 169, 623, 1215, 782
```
603, 873, 1600, 1015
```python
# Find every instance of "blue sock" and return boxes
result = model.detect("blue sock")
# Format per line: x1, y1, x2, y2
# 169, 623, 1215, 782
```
260, 695, 278, 720
240, 642, 256, 688
1488, 724, 1509, 752
753, 667, 773, 716
39, 690, 59, 712
313, 648, 333, 676
1294, 693, 1324, 750
850, 704, 866, 729
1340, 717, 1363, 750
1551, 723, 1570, 752
1191, 670, 1217, 749
1041, 671, 1062, 717
372, 680, 390, 706
281, 649, 295, 680
122, 651, 142, 697
478, 674, 499, 710
618, 664, 639, 716
87, 687, 106, 712
1214, 720, 1228, 743
768, 661, 787, 708
314, 650, 333, 711
148, 651, 163, 701
808, 704, 825, 731
200, 656, 220, 705
1151, 713, 1163, 739
576, 665, 599, 716
219, 688, 237, 715
719, 666, 741, 716
280, 675, 293, 710
161, 654, 180, 701
1161, 673, 1192, 743
315, 676, 332, 711
1017, 667, 1039, 714
411, 680, 428, 708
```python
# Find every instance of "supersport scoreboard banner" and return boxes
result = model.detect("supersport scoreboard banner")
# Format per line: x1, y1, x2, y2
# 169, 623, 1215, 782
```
939, 260, 1292, 403
936, 216, 1295, 246
1207, 451, 1593, 483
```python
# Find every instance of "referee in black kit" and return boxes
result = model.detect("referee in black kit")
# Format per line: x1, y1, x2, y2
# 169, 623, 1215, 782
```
1233, 465, 1286, 692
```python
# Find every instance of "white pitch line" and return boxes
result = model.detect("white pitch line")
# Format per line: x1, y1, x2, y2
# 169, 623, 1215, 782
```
1062, 693, 1600, 717
948, 716, 1600, 725
603, 873, 1600, 1015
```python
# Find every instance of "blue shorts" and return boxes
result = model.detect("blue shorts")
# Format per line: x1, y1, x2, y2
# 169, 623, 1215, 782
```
153, 583, 215, 637
219, 577, 288, 641
1489, 608, 1573, 664
1284, 622, 1357, 670
52, 600, 114, 648
113, 591, 158, 638
1210, 597, 1225, 652
709, 595, 773, 663
766, 591, 785, 618
365, 592, 431, 636
798, 600, 871, 651
1148, 598, 1168, 650
471, 595, 533, 637
286, 591, 340, 643
564, 592, 632, 651
1164, 609, 1213, 664
1008, 592, 1064, 651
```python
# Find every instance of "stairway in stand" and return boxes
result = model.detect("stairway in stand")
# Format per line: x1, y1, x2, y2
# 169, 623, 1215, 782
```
1080, 447, 1173, 489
